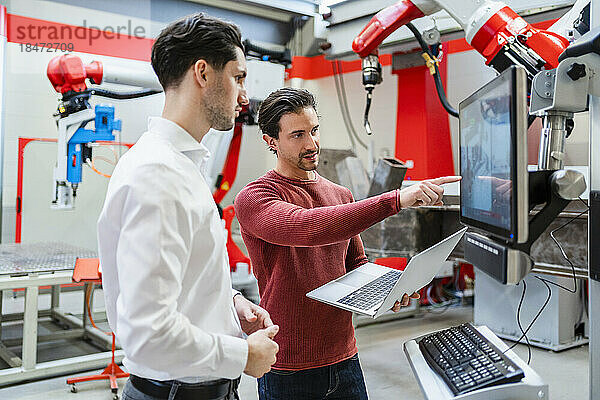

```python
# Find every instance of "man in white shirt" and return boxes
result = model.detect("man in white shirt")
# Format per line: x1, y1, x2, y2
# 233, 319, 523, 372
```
98, 13, 279, 400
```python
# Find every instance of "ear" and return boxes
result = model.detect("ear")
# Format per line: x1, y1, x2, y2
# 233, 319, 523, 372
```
262, 134, 278, 153
193, 59, 209, 88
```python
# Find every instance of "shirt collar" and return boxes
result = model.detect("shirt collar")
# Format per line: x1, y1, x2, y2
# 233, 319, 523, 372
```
148, 116, 210, 156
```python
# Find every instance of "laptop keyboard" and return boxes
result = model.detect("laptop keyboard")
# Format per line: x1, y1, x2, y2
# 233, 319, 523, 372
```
337, 270, 402, 310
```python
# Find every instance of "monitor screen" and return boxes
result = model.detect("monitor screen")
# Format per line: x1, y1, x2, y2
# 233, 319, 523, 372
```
459, 67, 528, 243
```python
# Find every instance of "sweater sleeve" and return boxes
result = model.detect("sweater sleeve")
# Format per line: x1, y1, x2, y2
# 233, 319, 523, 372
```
234, 181, 400, 247
345, 235, 369, 272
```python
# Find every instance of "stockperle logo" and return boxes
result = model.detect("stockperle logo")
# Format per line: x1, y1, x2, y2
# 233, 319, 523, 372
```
16, 19, 147, 47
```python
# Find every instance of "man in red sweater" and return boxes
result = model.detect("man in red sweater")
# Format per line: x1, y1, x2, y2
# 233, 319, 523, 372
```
234, 87, 460, 400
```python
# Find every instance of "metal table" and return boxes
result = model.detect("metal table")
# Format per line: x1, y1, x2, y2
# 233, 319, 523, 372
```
0, 242, 122, 385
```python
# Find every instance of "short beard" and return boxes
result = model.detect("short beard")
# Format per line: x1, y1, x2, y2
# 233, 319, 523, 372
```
297, 150, 319, 171
297, 160, 318, 171
205, 102, 234, 131
203, 77, 234, 131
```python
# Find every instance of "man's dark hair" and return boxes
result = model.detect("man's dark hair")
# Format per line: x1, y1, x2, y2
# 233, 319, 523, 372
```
151, 13, 243, 90
258, 88, 318, 154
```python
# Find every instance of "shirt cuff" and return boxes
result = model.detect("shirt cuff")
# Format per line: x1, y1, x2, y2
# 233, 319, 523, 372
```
217, 335, 248, 379
394, 189, 402, 212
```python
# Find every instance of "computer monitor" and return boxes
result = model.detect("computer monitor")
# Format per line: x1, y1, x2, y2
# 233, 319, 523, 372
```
459, 66, 529, 244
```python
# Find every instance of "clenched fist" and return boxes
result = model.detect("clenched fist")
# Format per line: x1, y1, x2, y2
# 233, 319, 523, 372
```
244, 325, 279, 378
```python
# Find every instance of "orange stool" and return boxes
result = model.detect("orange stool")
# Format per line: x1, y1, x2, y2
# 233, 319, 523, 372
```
67, 258, 128, 399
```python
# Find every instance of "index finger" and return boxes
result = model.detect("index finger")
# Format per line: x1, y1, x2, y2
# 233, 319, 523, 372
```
429, 176, 462, 185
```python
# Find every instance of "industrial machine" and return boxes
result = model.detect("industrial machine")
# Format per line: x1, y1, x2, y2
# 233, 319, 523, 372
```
46, 54, 162, 209
46, 40, 290, 210
349, 0, 592, 290
352, 0, 589, 133
349, 0, 600, 398
353, 0, 598, 300
350, 0, 591, 302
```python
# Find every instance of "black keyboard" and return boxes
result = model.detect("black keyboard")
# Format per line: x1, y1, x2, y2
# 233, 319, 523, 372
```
417, 323, 525, 395
337, 270, 401, 310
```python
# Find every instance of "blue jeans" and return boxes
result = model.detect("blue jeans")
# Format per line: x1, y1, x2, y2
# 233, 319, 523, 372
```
258, 354, 368, 400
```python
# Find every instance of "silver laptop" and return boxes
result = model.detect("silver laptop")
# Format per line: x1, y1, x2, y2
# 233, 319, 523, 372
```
306, 227, 467, 318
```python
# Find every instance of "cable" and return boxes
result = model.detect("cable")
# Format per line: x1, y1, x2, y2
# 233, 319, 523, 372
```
331, 61, 356, 150
423, 280, 459, 314
88, 88, 162, 100
85, 284, 112, 336
337, 61, 368, 147
92, 155, 116, 166
85, 158, 111, 178
502, 277, 552, 358
502, 196, 588, 362
515, 281, 532, 364
332, 61, 368, 149
109, 145, 119, 164
536, 204, 588, 293
425, 299, 459, 313
364, 90, 373, 135
243, 39, 291, 65
405, 23, 459, 118
432, 68, 459, 118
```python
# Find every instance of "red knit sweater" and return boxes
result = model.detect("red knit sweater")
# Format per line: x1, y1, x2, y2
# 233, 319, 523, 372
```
234, 170, 401, 370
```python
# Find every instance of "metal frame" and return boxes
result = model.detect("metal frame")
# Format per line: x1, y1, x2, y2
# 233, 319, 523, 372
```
0, 272, 120, 385
589, 3, 600, 399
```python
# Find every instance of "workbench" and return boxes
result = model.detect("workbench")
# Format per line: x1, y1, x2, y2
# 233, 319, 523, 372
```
0, 242, 122, 385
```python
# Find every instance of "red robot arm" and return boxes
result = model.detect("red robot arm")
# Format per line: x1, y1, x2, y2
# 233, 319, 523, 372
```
352, 0, 569, 72
47, 54, 103, 94
352, 1, 424, 58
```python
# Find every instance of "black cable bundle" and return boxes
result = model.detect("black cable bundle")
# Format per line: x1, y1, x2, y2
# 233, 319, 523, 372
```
503, 197, 589, 364
405, 23, 458, 118
88, 88, 162, 100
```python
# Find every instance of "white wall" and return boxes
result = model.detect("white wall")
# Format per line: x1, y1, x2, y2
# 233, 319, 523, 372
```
2, 1, 162, 247
291, 65, 398, 173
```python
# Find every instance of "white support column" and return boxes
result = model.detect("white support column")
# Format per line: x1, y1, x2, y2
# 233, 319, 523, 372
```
50, 285, 60, 312
22, 284, 39, 370
590, 2, 600, 399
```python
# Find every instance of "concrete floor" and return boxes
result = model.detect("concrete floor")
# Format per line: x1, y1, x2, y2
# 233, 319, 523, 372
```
0, 305, 589, 400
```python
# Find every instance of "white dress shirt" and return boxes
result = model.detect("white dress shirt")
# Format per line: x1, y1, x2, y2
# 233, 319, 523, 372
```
98, 117, 248, 382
